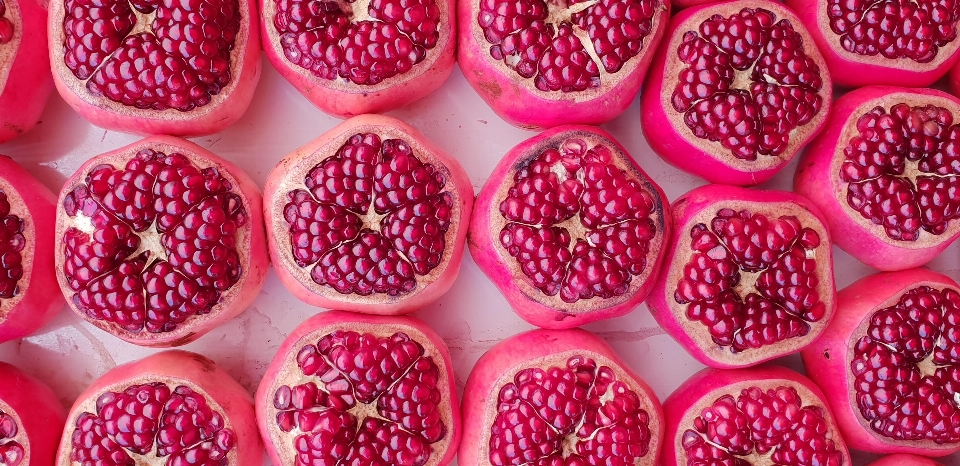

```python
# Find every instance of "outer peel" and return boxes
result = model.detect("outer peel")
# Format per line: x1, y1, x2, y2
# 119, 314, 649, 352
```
0, 0, 52, 142
0, 361, 66, 466
866, 454, 944, 466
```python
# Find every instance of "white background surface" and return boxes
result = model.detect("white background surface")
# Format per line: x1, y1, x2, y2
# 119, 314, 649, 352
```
1, 59, 958, 465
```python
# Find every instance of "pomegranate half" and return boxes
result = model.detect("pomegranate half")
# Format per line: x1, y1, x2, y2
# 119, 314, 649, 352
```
0, 362, 67, 466
785, 0, 960, 88
459, 328, 664, 466
457, 0, 670, 129
794, 86, 960, 272
47, 0, 261, 136
867, 455, 944, 466
56, 350, 261, 466
54, 136, 268, 347
663, 365, 851, 466
801, 268, 960, 456
260, 0, 455, 118
642, 0, 832, 186
263, 114, 472, 315
648, 185, 835, 369
0, 156, 62, 343
0, 0, 52, 142
256, 310, 460, 466
470, 125, 670, 329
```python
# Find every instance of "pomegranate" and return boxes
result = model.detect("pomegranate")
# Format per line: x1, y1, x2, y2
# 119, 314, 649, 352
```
47, 0, 261, 136
0, 0, 52, 142
0, 156, 62, 343
647, 184, 836, 368
263, 115, 472, 315
785, 0, 960, 88
867, 455, 944, 466
0, 362, 67, 466
256, 310, 460, 466
56, 350, 261, 466
470, 125, 670, 329
662, 365, 851, 466
459, 328, 663, 466
801, 268, 960, 456
641, 0, 832, 186
673, 0, 719, 8
457, 0, 670, 129
54, 136, 268, 347
260, 0, 455, 118
794, 86, 960, 272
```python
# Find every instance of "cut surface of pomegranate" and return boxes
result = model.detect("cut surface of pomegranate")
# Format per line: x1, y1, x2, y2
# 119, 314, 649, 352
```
256, 310, 460, 466
0, 362, 66, 466
642, 0, 832, 186
54, 136, 268, 347
459, 328, 663, 466
264, 114, 472, 314
648, 185, 835, 368
470, 125, 670, 329
0, 0, 52, 142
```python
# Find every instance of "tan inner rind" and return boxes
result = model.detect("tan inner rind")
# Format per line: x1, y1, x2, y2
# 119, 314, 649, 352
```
0, 0, 22, 94
0, 398, 30, 466
0, 175, 33, 321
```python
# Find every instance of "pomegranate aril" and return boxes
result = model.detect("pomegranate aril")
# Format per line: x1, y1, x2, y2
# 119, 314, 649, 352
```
0, 192, 24, 300
828, 0, 960, 63
0, 411, 21, 466
377, 357, 446, 442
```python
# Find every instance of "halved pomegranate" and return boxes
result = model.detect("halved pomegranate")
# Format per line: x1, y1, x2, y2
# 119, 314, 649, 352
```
662, 365, 851, 466
263, 114, 472, 315
786, 0, 960, 88
801, 268, 960, 456
0, 362, 67, 466
0, 156, 62, 343
459, 328, 663, 466
647, 184, 836, 368
54, 136, 268, 347
256, 310, 460, 466
868, 455, 944, 466
56, 351, 261, 466
260, 0, 456, 118
642, 0, 832, 186
47, 0, 261, 136
457, 0, 670, 129
795, 86, 960, 272
0, 0, 52, 142
470, 125, 670, 329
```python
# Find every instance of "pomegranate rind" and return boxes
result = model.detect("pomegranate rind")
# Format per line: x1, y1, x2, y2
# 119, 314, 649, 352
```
53, 135, 269, 347
0, 362, 67, 466
801, 268, 960, 456
641, 0, 832, 186
794, 86, 960, 272
786, 0, 960, 88
263, 114, 473, 315
56, 350, 261, 466
647, 184, 836, 368
259, 0, 456, 118
46, 0, 262, 137
457, 0, 670, 129
255, 310, 461, 466
0, 156, 62, 343
0, 0, 52, 142
867, 454, 945, 466
459, 328, 664, 466
673, 0, 720, 8
662, 365, 851, 466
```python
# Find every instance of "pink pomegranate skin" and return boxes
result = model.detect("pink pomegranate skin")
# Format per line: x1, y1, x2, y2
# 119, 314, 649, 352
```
672, 0, 718, 8
0, 156, 62, 343
801, 269, 960, 456
0, 362, 67, 466
459, 328, 664, 466
867, 455, 944, 466
786, 0, 960, 88
0, 0, 52, 142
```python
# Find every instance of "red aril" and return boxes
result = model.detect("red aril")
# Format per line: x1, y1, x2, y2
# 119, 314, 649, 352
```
642, 0, 832, 186
0, 0, 52, 142
0, 362, 66, 466
256, 310, 460, 466
47, 0, 261, 136
263, 114, 472, 315
801, 268, 960, 456
867, 455, 944, 466
56, 350, 261, 466
459, 328, 663, 466
794, 86, 960, 272
647, 184, 835, 369
260, 0, 456, 118
470, 125, 670, 329
663, 365, 851, 466
54, 136, 268, 347
786, 0, 960, 88
457, 0, 670, 129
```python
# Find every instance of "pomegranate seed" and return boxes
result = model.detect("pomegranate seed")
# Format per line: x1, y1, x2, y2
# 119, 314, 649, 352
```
0, 191, 24, 301
828, 0, 960, 63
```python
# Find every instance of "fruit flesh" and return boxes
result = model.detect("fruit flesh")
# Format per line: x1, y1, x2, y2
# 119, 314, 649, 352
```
0, 410, 23, 466
0, 190, 23, 306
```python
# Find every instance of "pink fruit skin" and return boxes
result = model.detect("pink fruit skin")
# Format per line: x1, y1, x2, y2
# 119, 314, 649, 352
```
867, 454, 944, 466
646, 184, 835, 369
0, 0, 52, 142
801, 268, 960, 456
794, 86, 959, 272
0, 156, 62, 343
0, 362, 66, 466
469, 125, 672, 329
255, 309, 461, 466
786, 0, 960, 88
457, 0, 671, 129
641, 0, 832, 187
459, 328, 664, 466
672, 0, 719, 7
